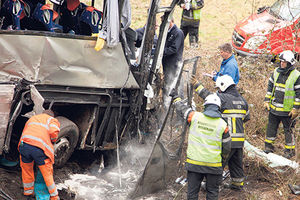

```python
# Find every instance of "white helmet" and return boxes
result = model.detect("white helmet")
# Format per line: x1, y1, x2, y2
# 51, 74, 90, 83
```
215, 75, 235, 92
204, 93, 221, 108
279, 50, 296, 65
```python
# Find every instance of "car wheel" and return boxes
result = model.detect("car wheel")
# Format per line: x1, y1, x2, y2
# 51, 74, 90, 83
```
54, 116, 79, 168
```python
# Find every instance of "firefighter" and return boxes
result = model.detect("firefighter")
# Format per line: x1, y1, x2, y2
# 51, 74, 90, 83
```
264, 50, 300, 159
171, 92, 231, 200
191, 75, 250, 190
179, 0, 204, 48
18, 109, 60, 200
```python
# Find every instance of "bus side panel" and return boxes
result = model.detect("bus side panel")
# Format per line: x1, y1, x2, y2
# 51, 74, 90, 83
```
0, 84, 15, 155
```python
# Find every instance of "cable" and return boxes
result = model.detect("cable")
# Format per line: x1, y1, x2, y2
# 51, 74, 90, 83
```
173, 184, 186, 200
114, 56, 131, 188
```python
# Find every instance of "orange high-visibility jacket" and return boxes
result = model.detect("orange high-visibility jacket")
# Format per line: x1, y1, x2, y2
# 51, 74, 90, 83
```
19, 113, 60, 164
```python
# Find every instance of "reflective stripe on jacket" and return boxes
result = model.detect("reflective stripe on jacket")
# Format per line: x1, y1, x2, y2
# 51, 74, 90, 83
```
19, 113, 60, 164
195, 85, 249, 148
267, 68, 300, 112
186, 112, 227, 170
221, 108, 247, 145
181, 0, 203, 21
191, 0, 201, 20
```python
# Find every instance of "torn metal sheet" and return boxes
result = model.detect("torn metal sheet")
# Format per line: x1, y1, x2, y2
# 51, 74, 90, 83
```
22, 85, 45, 118
131, 56, 200, 199
0, 31, 139, 89
0, 84, 15, 155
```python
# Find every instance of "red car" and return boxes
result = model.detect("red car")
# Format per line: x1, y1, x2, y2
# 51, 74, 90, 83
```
232, 0, 300, 60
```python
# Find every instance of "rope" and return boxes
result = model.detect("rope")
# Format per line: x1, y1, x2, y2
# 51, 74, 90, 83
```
173, 184, 186, 200
115, 51, 131, 188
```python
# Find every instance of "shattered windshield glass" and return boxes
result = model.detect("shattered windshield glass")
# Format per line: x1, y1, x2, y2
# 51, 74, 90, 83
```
269, 0, 300, 21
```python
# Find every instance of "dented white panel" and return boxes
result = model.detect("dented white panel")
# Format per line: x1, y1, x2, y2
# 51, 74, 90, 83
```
0, 31, 139, 89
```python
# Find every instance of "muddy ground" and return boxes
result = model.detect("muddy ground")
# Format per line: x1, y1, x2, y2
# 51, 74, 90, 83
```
0, 152, 299, 200
0, 111, 299, 200
1, 0, 299, 199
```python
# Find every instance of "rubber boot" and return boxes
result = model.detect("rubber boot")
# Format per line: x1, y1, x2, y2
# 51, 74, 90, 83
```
189, 36, 198, 48
264, 142, 274, 154
34, 168, 50, 200
283, 149, 295, 159
38, 161, 59, 200
223, 182, 244, 191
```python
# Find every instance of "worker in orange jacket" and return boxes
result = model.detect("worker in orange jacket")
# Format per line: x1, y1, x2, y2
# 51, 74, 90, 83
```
18, 109, 60, 200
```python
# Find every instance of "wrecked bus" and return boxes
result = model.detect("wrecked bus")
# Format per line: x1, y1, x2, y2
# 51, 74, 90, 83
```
0, 0, 176, 168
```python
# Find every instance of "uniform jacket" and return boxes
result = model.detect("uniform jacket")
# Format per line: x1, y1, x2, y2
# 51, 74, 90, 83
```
174, 99, 231, 175
264, 66, 300, 116
179, 0, 204, 22
196, 85, 250, 148
19, 113, 60, 164
213, 55, 240, 85
162, 24, 184, 73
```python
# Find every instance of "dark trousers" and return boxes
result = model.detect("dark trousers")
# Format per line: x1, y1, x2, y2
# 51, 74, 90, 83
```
180, 20, 200, 45
224, 148, 244, 185
19, 142, 48, 165
266, 112, 295, 146
187, 171, 222, 200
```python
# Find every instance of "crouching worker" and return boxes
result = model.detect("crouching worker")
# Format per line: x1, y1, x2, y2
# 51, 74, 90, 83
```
171, 92, 231, 200
18, 109, 60, 200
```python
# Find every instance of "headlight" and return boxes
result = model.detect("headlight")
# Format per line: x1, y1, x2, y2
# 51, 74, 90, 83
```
243, 36, 267, 50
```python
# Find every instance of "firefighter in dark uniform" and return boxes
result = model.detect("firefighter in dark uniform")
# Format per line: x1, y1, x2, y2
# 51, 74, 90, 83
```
171, 93, 231, 200
191, 75, 250, 190
264, 50, 300, 158
179, 0, 204, 48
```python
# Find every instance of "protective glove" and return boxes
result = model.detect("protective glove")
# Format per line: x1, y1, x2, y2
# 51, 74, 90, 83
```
169, 88, 181, 103
190, 75, 204, 92
263, 101, 270, 111
190, 75, 200, 87
289, 109, 299, 120
95, 37, 105, 51
94, 30, 107, 51
169, 88, 178, 98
